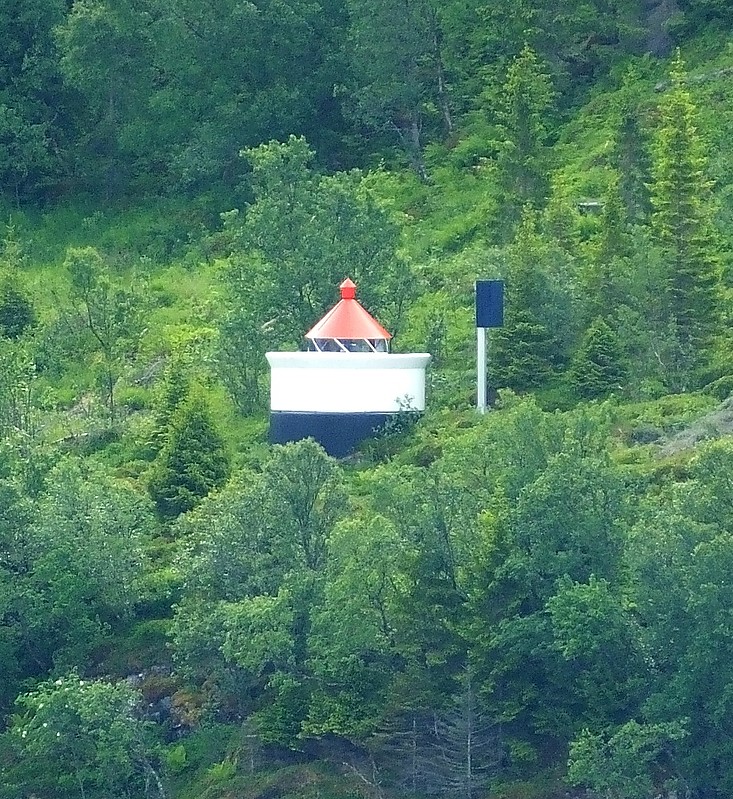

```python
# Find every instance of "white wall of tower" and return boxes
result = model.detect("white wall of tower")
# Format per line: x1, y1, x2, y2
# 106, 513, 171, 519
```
266, 352, 430, 413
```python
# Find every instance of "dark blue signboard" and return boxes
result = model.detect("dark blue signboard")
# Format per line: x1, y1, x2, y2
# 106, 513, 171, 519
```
475, 280, 504, 328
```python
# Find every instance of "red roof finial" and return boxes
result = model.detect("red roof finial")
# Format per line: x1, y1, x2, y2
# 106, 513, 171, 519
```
340, 278, 356, 300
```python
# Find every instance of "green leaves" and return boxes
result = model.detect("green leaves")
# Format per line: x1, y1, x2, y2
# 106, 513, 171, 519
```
490, 211, 571, 390
233, 137, 410, 338
170, 440, 346, 720
61, 246, 144, 424
221, 592, 296, 676
0, 0, 67, 201
3, 674, 163, 799
549, 576, 645, 725
34, 458, 151, 613
305, 515, 408, 736
218, 136, 412, 410
0, 281, 35, 341
0, 456, 154, 715
568, 720, 688, 799
261, 438, 346, 572
141, 390, 733, 794
342, 0, 442, 177
28, 458, 153, 667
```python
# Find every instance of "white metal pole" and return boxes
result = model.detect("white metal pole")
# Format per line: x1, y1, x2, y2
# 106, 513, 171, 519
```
477, 326, 487, 414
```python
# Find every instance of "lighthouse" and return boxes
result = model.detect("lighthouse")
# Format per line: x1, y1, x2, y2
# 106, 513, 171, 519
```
266, 279, 431, 457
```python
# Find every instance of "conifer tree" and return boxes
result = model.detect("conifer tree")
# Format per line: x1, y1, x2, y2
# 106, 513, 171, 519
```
0, 340, 35, 439
570, 318, 628, 399
491, 210, 567, 391
0, 281, 35, 340
581, 176, 633, 324
541, 175, 583, 256
146, 356, 192, 456
614, 110, 652, 223
154, 357, 191, 432
148, 391, 230, 518
650, 51, 722, 353
596, 176, 632, 268
0, 226, 35, 340
496, 45, 555, 233
492, 311, 561, 392
611, 66, 652, 223
375, 675, 498, 799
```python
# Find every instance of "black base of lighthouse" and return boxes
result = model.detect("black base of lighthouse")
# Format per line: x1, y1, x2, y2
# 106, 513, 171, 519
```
269, 411, 393, 457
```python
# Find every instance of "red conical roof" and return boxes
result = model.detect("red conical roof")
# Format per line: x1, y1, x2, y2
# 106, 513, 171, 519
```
305, 279, 392, 341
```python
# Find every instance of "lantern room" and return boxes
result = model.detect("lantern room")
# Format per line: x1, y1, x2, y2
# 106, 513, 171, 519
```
305, 278, 391, 353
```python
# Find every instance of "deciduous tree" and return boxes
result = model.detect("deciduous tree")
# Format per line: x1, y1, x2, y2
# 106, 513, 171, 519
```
219, 137, 412, 409
343, 0, 448, 179
2, 675, 165, 799
568, 720, 687, 799
62, 246, 143, 424
0, 0, 68, 202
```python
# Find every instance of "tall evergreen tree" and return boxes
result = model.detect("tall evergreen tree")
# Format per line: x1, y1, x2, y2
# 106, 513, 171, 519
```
580, 176, 634, 325
491, 210, 567, 391
596, 176, 632, 269
0, 227, 35, 340
145, 355, 192, 456
148, 390, 230, 518
609, 65, 653, 223
495, 45, 555, 233
473, 0, 642, 96
0, 283, 35, 341
650, 51, 722, 354
155, 356, 191, 430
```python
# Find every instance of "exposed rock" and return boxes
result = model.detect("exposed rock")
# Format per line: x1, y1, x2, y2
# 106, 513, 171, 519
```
657, 395, 733, 456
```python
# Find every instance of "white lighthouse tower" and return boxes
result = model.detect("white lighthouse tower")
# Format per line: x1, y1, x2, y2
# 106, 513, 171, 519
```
266, 278, 430, 456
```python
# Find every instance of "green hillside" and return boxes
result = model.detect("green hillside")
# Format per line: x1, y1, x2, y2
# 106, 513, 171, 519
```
2, 2, 733, 798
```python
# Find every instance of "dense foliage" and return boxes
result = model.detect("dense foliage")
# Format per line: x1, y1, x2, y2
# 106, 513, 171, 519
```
1, 2, 733, 798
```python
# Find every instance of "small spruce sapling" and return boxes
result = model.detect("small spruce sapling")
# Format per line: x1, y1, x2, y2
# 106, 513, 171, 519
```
570, 318, 628, 399
148, 390, 230, 518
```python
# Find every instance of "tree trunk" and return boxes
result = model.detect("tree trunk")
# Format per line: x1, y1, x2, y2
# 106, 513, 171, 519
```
428, 5, 453, 134
394, 115, 429, 182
